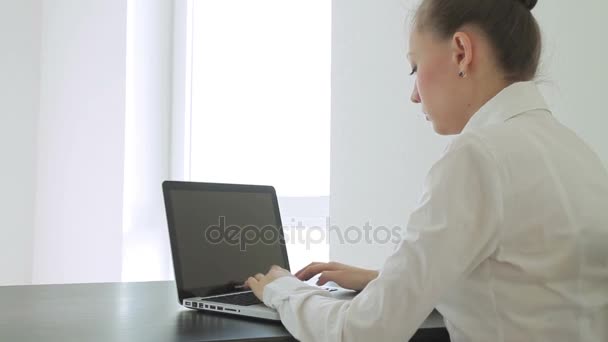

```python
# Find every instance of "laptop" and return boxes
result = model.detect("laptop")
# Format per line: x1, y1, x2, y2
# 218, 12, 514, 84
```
162, 181, 354, 320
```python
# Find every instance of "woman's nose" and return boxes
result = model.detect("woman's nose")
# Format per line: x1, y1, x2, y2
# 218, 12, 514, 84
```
411, 83, 421, 104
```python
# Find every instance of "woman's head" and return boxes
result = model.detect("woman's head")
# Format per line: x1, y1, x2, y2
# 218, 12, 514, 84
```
408, 0, 542, 135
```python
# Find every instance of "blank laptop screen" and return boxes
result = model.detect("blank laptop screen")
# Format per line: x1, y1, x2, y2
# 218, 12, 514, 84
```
167, 188, 288, 298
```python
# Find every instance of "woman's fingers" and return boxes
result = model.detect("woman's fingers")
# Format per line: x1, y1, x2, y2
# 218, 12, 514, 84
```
245, 276, 263, 300
317, 270, 342, 286
317, 269, 377, 291
295, 262, 342, 281
245, 276, 258, 289
294, 262, 321, 278
296, 263, 329, 280
317, 270, 356, 289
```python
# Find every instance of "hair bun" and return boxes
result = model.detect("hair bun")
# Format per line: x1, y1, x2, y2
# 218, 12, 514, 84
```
518, 0, 538, 10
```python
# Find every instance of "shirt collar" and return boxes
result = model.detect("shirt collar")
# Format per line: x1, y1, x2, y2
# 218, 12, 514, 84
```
461, 81, 551, 133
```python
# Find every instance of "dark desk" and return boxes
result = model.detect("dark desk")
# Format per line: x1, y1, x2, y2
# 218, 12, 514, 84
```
0, 281, 449, 342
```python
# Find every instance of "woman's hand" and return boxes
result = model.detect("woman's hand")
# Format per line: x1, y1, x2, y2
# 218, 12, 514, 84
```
295, 261, 379, 291
245, 265, 293, 301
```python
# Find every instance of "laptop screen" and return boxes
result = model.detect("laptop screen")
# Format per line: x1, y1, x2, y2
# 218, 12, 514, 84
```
165, 185, 289, 299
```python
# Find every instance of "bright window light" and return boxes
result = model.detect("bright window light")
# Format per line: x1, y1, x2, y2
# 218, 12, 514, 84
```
189, 0, 331, 271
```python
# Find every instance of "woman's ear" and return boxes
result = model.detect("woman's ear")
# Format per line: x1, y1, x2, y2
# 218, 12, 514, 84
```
451, 31, 473, 75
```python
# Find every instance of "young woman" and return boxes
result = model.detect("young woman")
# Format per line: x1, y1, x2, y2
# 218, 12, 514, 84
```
245, 0, 608, 340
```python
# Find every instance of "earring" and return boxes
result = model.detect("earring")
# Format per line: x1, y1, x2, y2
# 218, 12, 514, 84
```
458, 71, 465, 78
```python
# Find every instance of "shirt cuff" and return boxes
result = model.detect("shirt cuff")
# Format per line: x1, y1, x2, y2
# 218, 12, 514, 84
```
263, 276, 318, 308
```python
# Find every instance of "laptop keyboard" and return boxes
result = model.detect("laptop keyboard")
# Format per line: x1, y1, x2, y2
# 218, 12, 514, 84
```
205, 287, 339, 307
206, 291, 262, 306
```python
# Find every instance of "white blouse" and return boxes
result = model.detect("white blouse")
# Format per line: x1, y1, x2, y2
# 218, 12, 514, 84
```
263, 81, 608, 342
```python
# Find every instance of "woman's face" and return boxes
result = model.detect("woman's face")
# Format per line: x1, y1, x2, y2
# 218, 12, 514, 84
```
408, 29, 471, 135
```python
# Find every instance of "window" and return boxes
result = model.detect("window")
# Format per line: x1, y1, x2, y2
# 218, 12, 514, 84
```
187, 0, 332, 272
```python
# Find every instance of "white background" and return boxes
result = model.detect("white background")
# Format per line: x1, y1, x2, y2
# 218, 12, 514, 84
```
1, 0, 607, 285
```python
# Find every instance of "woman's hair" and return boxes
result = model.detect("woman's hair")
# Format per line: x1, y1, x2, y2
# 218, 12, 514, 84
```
414, 0, 542, 82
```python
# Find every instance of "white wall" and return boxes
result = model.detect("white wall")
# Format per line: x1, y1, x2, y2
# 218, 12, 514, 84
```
330, 0, 448, 268
330, 0, 608, 269
0, 0, 41, 286
534, 1, 608, 166
32, 0, 128, 284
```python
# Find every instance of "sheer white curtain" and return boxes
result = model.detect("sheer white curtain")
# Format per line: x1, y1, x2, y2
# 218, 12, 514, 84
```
121, 0, 174, 282
31, 0, 128, 285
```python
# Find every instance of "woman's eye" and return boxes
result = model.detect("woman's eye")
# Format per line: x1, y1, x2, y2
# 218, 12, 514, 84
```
409, 66, 418, 76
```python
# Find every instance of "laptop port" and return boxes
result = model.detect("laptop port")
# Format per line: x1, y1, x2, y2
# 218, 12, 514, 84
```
185, 301, 191, 306
217, 307, 224, 311
224, 308, 236, 312
191, 302, 198, 308
209, 305, 216, 310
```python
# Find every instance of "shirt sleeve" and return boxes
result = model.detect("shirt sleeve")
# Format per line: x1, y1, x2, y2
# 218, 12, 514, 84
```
263, 133, 505, 341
